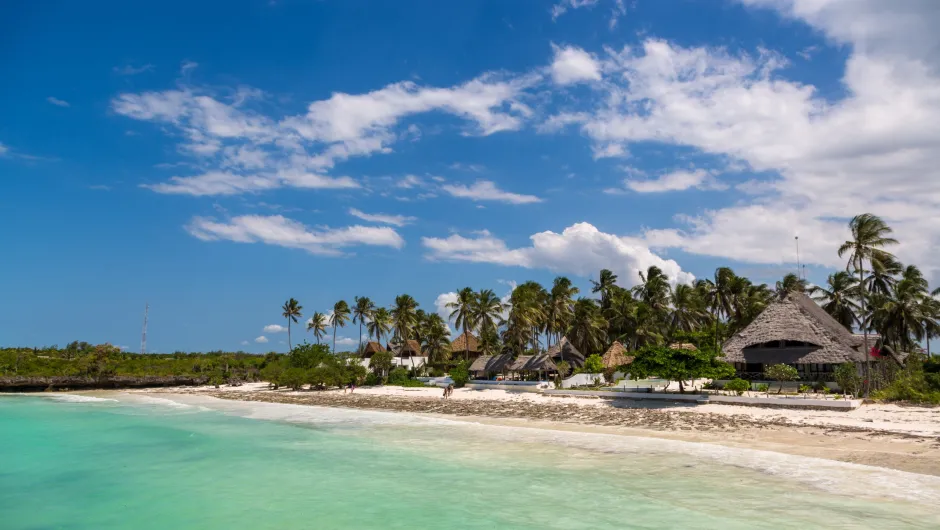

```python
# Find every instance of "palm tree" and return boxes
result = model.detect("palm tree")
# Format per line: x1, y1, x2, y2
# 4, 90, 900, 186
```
810, 272, 860, 329
281, 298, 303, 351
633, 266, 670, 314
479, 326, 502, 356
330, 300, 351, 354
775, 273, 807, 297
838, 213, 898, 396
473, 289, 506, 340
306, 311, 328, 344
352, 296, 375, 354
699, 267, 736, 350
866, 253, 903, 297
391, 294, 419, 346
548, 277, 579, 347
590, 269, 618, 311
367, 307, 392, 345
513, 281, 548, 353
668, 283, 707, 338
567, 298, 608, 355
922, 288, 940, 358
606, 286, 638, 347
422, 313, 451, 365
447, 287, 478, 361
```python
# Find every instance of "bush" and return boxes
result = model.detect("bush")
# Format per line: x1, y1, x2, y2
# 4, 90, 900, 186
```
798, 384, 812, 394
764, 364, 799, 393
583, 354, 605, 374
450, 361, 470, 388
872, 356, 940, 404
756, 383, 770, 393
724, 378, 751, 396
834, 363, 862, 396
280, 367, 307, 391
387, 367, 411, 386
363, 373, 379, 386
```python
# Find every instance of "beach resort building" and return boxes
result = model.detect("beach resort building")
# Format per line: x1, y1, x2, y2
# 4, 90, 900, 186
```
601, 341, 633, 371
361, 341, 387, 358
449, 331, 482, 361
546, 337, 586, 370
722, 292, 905, 381
388, 339, 427, 369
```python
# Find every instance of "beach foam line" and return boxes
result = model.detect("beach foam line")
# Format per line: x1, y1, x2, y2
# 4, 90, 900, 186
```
46, 394, 118, 404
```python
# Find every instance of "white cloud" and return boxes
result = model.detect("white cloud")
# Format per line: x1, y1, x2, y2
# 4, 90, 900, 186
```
263, 324, 287, 333
551, 0, 599, 20
46, 97, 69, 107
180, 60, 198, 74
113, 64, 154, 76
348, 208, 416, 227
254, 335, 269, 344
335, 337, 357, 347
441, 180, 542, 204
624, 169, 727, 193
591, 142, 627, 160
0, 143, 8, 156
423, 222, 694, 287
434, 292, 458, 323
241, 340, 249, 346
396, 174, 423, 188
550, 44, 602, 85
186, 215, 405, 256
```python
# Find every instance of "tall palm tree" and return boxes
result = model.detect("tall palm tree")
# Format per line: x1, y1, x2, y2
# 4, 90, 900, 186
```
668, 283, 707, 338
352, 296, 375, 355
514, 281, 548, 353
422, 313, 451, 365
633, 266, 670, 313
866, 253, 903, 297
281, 298, 303, 351
548, 277, 579, 347
775, 273, 807, 297
699, 267, 736, 350
810, 272, 860, 329
479, 327, 502, 356
590, 269, 618, 311
391, 294, 419, 347
330, 300, 351, 354
606, 286, 638, 347
838, 213, 898, 396
922, 288, 940, 358
473, 289, 506, 340
306, 311, 328, 345
567, 298, 608, 356
367, 307, 392, 345
447, 287, 478, 361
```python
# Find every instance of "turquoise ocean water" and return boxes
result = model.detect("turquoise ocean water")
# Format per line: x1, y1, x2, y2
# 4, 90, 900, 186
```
2, 393, 940, 529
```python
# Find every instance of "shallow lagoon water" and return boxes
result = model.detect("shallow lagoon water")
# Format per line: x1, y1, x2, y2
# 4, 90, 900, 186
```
2, 393, 939, 529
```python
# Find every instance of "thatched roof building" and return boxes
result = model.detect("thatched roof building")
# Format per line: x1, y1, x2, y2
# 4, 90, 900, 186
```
601, 341, 633, 369
450, 331, 481, 357
722, 292, 905, 368
546, 337, 585, 369
469, 353, 514, 375
510, 353, 558, 373
389, 339, 422, 358
361, 341, 387, 357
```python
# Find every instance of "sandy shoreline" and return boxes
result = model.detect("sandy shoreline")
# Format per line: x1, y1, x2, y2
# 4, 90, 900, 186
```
136, 382, 940, 476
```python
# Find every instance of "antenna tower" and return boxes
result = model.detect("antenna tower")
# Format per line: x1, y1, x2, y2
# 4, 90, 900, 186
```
141, 303, 149, 354
795, 236, 802, 280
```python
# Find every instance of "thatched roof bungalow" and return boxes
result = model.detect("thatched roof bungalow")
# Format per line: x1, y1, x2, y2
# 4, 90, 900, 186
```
469, 353, 514, 377
546, 337, 585, 369
601, 341, 633, 369
722, 292, 904, 380
510, 353, 558, 374
361, 341, 387, 358
450, 331, 482, 360
389, 339, 422, 358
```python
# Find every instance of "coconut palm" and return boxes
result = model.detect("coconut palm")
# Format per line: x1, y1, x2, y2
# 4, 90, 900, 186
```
668, 283, 707, 337
367, 307, 392, 345
547, 277, 579, 347
352, 296, 375, 354
633, 266, 670, 313
306, 311, 328, 345
512, 281, 548, 353
422, 313, 451, 365
330, 300, 351, 354
567, 298, 608, 356
479, 327, 502, 356
606, 286, 638, 347
838, 213, 898, 396
590, 269, 618, 311
281, 298, 303, 351
810, 272, 860, 329
447, 287, 478, 361
866, 253, 903, 297
473, 289, 506, 339
391, 294, 419, 346
775, 272, 807, 297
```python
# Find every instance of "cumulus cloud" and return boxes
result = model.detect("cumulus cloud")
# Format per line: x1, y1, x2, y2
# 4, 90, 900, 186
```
441, 180, 542, 204
335, 337, 357, 347
348, 208, 416, 227
621, 169, 727, 193
254, 335, 269, 344
263, 324, 287, 333
113, 64, 154, 76
186, 215, 404, 256
423, 222, 694, 287
550, 44, 602, 85
0, 143, 7, 156
46, 97, 69, 107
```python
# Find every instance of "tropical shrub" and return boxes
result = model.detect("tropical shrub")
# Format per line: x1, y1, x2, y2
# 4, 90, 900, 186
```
798, 384, 812, 394
363, 373, 379, 386
724, 378, 750, 396
280, 367, 307, 391
834, 363, 862, 397
583, 354, 605, 374
764, 364, 799, 393
756, 383, 770, 393
629, 345, 735, 393
387, 367, 411, 386
450, 361, 470, 388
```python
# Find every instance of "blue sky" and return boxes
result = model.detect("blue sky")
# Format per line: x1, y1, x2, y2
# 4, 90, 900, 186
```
3, 0, 939, 352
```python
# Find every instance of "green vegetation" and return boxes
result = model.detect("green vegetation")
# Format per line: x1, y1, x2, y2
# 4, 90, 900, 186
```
756, 383, 770, 393
872, 356, 940, 404
582, 354, 604, 374
724, 378, 751, 396
629, 345, 734, 393
765, 364, 799, 394
450, 361, 470, 388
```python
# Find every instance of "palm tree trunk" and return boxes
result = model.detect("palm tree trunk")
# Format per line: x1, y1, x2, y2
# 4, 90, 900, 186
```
358, 321, 363, 355
859, 258, 870, 398
287, 319, 292, 351
333, 327, 337, 355
464, 325, 469, 362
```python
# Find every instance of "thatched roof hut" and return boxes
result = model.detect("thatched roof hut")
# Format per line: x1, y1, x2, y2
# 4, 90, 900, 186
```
510, 353, 558, 373
722, 292, 904, 364
361, 341, 387, 357
450, 331, 481, 355
389, 339, 422, 358
469, 353, 514, 375
601, 341, 633, 369
546, 337, 585, 369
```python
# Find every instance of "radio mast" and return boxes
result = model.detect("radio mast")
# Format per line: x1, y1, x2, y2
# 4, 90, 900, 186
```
141, 303, 149, 354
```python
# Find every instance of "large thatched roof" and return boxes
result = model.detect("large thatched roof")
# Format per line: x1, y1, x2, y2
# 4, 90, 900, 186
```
469, 353, 514, 373
546, 337, 585, 368
362, 341, 386, 357
389, 339, 422, 357
450, 330, 480, 353
723, 292, 874, 364
602, 341, 633, 368
510, 353, 558, 372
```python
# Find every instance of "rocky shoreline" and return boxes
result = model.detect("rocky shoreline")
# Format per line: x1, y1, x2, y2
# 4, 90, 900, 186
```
0, 376, 210, 392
